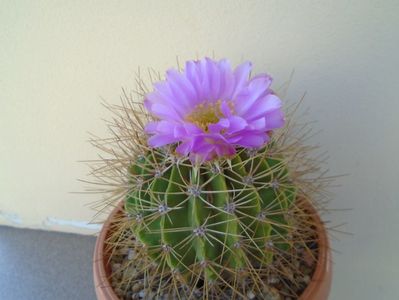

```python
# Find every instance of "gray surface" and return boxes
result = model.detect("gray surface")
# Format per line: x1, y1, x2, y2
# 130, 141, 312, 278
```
0, 226, 96, 300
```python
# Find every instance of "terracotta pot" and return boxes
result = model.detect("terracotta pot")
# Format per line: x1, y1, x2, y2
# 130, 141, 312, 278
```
298, 205, 332, 300
93, 202, 123, 300
93, 201, 332, 300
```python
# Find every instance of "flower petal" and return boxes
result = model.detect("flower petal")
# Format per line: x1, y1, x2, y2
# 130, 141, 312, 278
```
265, 109, 285, 130
248, 117, 266, 130
208, 118, 229, 133
151, 103, 182, 121
232, 61, 252, 98
218, 59, 235, 100
221, 100, 233, 117
242, 94, 282, 121
145, 121, 159, 133
151, 82, 187, 115
166, 69, 198, 107
227, 116, 247, 133
198, 59, 212, 100
234, 74, 273, 115
185, 61, 204, 102
236, 133, 269, 148
176, 140, 193, 156
148, 134, 178, 147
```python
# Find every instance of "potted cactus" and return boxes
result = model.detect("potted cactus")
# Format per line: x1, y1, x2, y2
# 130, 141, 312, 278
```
89, 58, 332, 300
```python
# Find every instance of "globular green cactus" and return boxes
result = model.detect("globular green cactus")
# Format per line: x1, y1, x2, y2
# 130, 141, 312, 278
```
87, 58, 331, 299
125, 145, 296, 282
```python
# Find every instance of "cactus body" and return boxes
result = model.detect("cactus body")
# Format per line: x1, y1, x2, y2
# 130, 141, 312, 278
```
126, 148, 296, 281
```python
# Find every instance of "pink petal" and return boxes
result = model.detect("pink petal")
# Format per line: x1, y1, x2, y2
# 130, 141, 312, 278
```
183, 122, 203, 134
151, 103, 182, 121
199, 59, 211, 100
232, 61, 252, 98
166, 69, 198, 106
227, 116, 247, 133
242, 94, 282, 121
185, 61, 204, 102
155, 121, 179, 134
148, 87, 187, 117
148, 134, 177, 147
145, 121, 159, 133
249, 117, 266, 130
234, 75, 273, 115
226, 135, 242, 143
249, 74, 272, 92
208, 118, 229, 133
176, 141, 192, 156
218, 59, 235, 100
237, 133, 269, 148
206, 58, 221, 100
265, 109, 285, 130
221, 101, 233, 117
173, 125, 186, 138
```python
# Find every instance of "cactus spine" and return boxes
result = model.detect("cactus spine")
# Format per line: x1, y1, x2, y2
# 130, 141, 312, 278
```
126, 146, 296, 282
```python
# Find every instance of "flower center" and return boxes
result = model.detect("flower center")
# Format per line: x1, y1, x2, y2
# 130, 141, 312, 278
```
185, 100, 233, 131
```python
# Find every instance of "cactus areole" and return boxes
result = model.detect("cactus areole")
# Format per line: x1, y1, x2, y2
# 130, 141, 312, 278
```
91, 58, 332, 299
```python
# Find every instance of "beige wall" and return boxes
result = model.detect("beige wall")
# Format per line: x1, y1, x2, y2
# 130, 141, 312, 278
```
1, 1, 398, 298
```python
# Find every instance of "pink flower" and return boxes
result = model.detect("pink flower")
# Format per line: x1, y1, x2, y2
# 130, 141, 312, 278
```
144, 58, 284, 162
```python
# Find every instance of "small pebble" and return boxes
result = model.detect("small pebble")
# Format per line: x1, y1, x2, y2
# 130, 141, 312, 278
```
131, 283, 142, 293
123, 265, 137, 278
111, 263, 121, 273
127, 248, 136, 260
247, 290, 256, 299
193, 289, 202, 298
262, 286, 281, 300
267, 276, 279, 284
119, 247, 129, 255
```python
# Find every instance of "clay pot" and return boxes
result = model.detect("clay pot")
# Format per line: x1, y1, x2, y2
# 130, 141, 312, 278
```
298, 205, 332, 300
93, 201, 332, 300
93, 202, 121, 300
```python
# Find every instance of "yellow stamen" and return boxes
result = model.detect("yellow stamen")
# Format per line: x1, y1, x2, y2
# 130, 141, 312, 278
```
185, 100, 234, 131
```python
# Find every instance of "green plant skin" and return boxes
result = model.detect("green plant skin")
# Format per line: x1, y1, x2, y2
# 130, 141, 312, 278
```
126, 149, 296, 281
